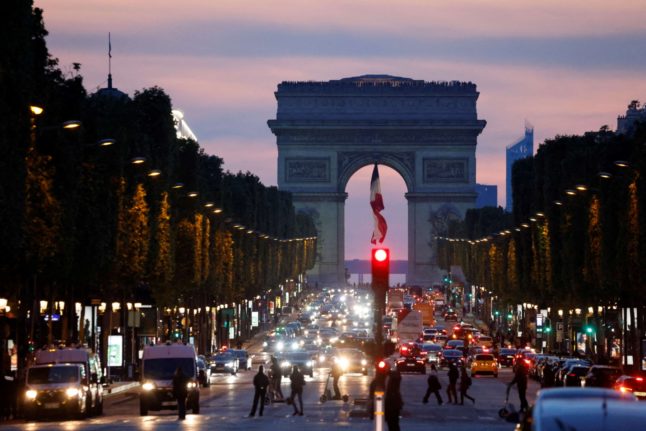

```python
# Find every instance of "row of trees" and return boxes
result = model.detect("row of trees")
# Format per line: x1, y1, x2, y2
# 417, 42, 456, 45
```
0, 4, 317, 344
438, 119, 645, 360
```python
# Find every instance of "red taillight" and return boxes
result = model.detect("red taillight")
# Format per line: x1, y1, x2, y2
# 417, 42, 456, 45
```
637, 377, 644, 382
619, 386, 633, 393
568, 373, 576, 377
378, 360, 387, 370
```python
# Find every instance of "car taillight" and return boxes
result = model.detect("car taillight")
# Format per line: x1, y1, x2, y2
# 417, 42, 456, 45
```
568, 373, 575, 377
619, 386, 633, 393
637, 377, 644, 382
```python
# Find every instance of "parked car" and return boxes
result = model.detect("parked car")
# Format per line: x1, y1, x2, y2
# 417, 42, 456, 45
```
584, 365, 622, 388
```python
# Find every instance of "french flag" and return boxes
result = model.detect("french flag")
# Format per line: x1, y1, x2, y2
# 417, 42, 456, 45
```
370, 163, 388, 244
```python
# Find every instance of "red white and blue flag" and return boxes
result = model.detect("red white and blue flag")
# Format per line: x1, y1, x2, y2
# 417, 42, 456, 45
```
370, 164, 387, 244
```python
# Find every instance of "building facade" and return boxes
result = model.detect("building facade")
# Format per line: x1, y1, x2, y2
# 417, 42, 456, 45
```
475, 183, 498, 208
506, 125, 533, 211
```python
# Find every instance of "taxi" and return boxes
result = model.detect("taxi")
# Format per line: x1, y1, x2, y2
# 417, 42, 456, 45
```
470, 353, 498, 377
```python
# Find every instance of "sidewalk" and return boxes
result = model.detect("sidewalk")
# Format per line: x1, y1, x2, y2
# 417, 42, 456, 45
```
103, 380, 139, 397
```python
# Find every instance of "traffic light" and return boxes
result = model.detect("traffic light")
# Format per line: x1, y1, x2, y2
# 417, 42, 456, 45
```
585, 325, 594, 334
507, 313, 513, 320
544, 327, 552, 333
494, 311, 500, 316
371, 247, 390, 294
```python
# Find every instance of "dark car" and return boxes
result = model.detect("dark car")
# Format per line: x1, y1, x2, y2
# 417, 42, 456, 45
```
279, 351, 314, 377
614, 375, 646, 400
210, 352, 238, 375
439, 349, 464, 368
420, 343, 442, 364
443, 310, 458, 321
563, 364, 589, 387
396, 356, 426, 374
556, 359, 591, 385
584, 365, 622, 388
196, 358, 210, 387
335, 348, 368, 375
498, 348, 517, 367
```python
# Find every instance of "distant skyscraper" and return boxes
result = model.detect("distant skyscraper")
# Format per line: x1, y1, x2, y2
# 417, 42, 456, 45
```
475, 184, 498, 208
617, 100, 646, 136
506, 123, 534, 211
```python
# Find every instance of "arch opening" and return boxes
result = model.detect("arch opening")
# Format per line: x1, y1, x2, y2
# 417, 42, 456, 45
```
344, 163, 408, 286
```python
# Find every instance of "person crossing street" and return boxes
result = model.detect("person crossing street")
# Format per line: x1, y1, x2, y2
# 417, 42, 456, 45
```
446, 362, 459, 404
331, 360, 343, 400
172, 367, 189, 420
289, 365, 305, 416
459, 366, 475, 405
423, 363, 443, 405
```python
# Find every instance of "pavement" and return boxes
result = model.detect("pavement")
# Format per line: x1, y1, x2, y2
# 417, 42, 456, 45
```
104, 381, 139, 397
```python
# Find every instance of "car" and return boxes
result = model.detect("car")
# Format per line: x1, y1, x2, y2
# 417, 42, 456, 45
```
470, 353, 498, 377
476, 335, 494, 348
562, 364, 589, 387
513, 388, 640, 431
498, 348, 518, 367
210, 352, 239, 375
399, 342, 420, 357
335, 348, 369, 375
439, 349, 464, 368
444, 339, 464, 350
555, 359, 591, 385
279, 351, 314, 377
228, 349, 252, 371
196, 358, 210, 387
614, 375, 646, 399
584, 365, 623, 388
443, 310, 458, 321
419, 343, 442, 364
396, 355, 426, 374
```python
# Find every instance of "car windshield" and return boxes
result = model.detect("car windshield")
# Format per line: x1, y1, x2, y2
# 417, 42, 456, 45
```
443, 350, 462, 357
214, 353, 234, 360
143, 358, 195, 380
230, 350, 247, 359
28, 366, 79, 384
501, 349, 517, 355
475, 354, 494, 361
284, 352, 310, 361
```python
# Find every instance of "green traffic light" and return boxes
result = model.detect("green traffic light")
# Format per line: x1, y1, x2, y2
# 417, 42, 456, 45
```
585, 326, 594, 334
507, 314, 513, 319
494, 311, 500, 316
544, 327, 552, 333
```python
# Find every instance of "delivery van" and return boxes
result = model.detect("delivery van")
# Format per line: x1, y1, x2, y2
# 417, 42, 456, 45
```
139, 342, 200, 416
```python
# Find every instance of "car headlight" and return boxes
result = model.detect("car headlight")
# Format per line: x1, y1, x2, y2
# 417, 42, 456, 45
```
263, 341, 268, 347
306, 361, 313, 367
281, 361, 291, 368
186, 381, 197, 389
361, 359, 367, 366
339, 358, 349, 370
142, 381, 155, 391
319, 354, 326, 363
291, 342, 299, 350
276, 341, 284, 350
226, 361, 234, 367
25, 389, 38, 400
330, 337, 338, 343
65, 387, 80, 398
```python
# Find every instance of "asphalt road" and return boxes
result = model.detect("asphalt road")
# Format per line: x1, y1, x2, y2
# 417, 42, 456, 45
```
1, 315, 539, 430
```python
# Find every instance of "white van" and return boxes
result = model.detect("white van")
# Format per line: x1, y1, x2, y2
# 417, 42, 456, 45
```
139, 343, 200, 416
24, 347, 104, 418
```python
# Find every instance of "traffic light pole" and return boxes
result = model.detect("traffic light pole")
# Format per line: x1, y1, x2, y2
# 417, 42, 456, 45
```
371, 248, 390, 359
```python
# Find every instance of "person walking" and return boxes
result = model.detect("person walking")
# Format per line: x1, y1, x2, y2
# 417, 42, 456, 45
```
269, 356, 284, 400
249, 365, 270, 417
508, 361, 529, 412
446, 362, 459, 404
423, 363, 443, 405
459, 366, 475, 405
331, 360, 343, 400
289, 365, 305, 416
172, 367, 189, 420
384, 370, 403, 431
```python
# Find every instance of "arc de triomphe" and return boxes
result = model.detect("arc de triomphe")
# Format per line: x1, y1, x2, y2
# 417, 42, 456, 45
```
268, 75, 486, 287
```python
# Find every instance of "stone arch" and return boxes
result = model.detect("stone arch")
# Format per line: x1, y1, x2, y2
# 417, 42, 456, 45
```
337, 152, 414, 194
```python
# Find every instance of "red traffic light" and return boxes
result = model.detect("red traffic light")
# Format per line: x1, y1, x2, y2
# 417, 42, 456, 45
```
374, 248, 388, 262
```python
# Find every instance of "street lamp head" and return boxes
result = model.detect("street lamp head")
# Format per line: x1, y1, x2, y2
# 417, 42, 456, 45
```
172, 182, 184, 189
30, 105, 44, 116
147, 169, 162, 177
187, 191, 198, 198
62, 120, 82, 129
614, 160, 630, 168
98, 138, 116, 147
553, 200, 563, 206
131, 156, 146, 165
204, 202, 214, 208
598, 172, 612, 179
565, 189, 576, 196
575, 184, 588, 192
213, 208, 223, 214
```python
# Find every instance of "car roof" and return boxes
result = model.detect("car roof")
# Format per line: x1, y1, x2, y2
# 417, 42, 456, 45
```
537, 387, 636, 402
143, 343, 196, 359
35, 348, 90, 364
534, 398, 644, 430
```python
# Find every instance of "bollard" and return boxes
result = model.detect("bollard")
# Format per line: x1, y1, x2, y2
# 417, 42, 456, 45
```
374, 390, 384, 431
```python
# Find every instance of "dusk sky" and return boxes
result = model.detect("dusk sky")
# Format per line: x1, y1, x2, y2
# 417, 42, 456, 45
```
36, 0, 646, 262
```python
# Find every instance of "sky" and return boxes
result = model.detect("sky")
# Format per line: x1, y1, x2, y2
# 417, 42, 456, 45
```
36, 0, 646, 261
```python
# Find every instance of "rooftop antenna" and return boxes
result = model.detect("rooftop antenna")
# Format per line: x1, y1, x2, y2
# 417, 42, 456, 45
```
108, 32, 112, 89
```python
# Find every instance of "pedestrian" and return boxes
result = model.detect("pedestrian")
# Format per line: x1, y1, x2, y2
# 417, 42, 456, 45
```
541, 362, 556, 388
289, 365, 305, 416
507, 361, 529, 412
172, 367, 189, 420
269, 356, 284, 400
459, 366, 475, 405
331, 360, 343, 400
422, 363, 443, 405
384, 370, 403, 431
249, 365, 270, 417
446, 362, 459, 404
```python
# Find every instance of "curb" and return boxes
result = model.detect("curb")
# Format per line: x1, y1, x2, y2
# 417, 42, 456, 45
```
104, 381, 139, 397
